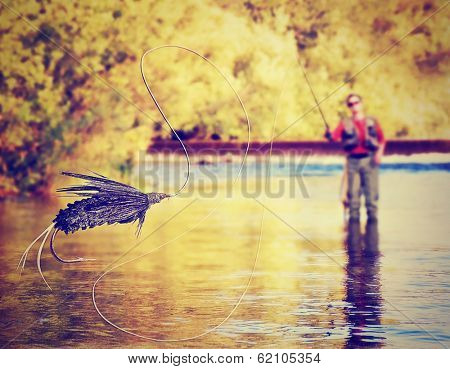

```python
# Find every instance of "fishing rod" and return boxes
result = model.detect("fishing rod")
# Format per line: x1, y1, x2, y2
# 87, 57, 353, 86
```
297, 58, 330, 131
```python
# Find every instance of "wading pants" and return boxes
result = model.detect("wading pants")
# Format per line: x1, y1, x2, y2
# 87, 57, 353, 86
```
346, 155, 379, 220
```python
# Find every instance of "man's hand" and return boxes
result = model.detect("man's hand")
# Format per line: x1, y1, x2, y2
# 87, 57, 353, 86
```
324, 129, 332, 141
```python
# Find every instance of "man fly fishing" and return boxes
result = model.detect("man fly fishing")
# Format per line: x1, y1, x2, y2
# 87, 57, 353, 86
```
325, 94, 386, 222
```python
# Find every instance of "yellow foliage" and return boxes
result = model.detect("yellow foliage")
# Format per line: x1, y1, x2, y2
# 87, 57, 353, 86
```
0, 0, 449, 194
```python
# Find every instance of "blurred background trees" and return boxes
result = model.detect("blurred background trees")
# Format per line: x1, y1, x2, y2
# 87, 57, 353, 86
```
0, 0, 448, 195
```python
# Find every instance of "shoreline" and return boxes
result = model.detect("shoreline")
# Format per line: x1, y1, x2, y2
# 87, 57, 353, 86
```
2, 142, 449, 199
148, 139, 450, 156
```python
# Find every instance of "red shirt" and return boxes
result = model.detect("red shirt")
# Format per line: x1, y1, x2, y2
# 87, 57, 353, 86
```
331, 117, 385, 154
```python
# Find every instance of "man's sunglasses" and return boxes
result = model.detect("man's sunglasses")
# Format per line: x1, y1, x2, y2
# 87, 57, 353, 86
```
347, 100, 360, 107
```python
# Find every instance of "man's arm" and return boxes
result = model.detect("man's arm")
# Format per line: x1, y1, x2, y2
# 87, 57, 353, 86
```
325, 121, 344, 142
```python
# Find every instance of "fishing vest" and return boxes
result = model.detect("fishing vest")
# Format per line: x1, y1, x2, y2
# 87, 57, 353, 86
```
341, 116, 379, 152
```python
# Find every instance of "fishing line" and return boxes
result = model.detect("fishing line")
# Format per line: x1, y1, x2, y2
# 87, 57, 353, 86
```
140, 47, 191, 196
92, 45, 257, 342
18, 45, 252, 291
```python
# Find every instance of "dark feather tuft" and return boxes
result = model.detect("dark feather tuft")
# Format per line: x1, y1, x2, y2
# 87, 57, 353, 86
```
53, 172, 169, 235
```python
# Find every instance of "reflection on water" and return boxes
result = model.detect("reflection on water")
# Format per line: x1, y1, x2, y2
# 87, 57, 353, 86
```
0, 162, 449, 348
344, 220, 384, 348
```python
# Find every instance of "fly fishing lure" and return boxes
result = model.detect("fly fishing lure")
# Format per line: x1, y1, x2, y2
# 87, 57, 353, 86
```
17, 171, 171, 290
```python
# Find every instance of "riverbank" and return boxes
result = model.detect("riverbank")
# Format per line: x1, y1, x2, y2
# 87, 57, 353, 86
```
149, 139, 450, 156
1, 142, 449, 199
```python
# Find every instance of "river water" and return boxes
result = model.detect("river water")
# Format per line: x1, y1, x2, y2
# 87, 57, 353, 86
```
0, 156, 449, 348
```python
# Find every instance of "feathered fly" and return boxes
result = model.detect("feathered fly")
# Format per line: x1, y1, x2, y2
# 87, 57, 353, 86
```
18, 171, 170, 290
